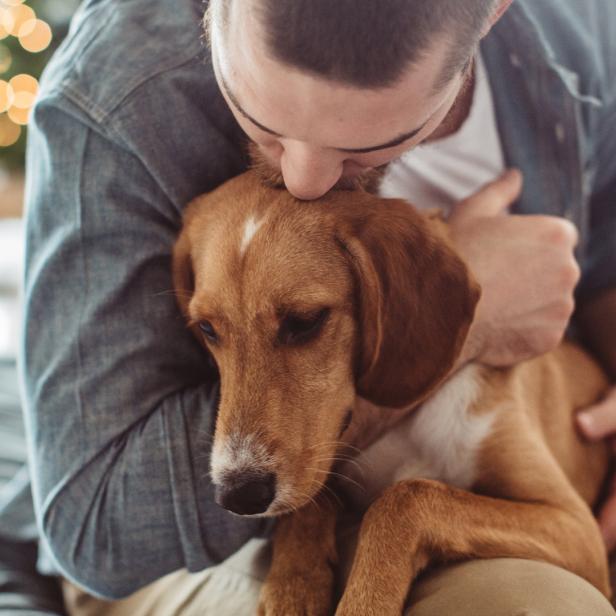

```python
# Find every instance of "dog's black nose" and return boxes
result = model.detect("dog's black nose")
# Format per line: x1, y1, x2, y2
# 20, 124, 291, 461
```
215, 472, 276, 515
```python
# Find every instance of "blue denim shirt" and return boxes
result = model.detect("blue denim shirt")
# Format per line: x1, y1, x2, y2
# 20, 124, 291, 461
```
7, 0, 616, 599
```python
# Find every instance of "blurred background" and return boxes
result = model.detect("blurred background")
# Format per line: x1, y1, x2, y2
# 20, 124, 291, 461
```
0, 0, 79, 487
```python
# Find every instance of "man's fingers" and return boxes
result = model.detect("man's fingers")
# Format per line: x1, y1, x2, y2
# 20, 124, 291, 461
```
577, 389, 616, 441
450, 168, 523, 221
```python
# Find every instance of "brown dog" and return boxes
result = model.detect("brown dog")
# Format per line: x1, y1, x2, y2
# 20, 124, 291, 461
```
173, 170, 610, 615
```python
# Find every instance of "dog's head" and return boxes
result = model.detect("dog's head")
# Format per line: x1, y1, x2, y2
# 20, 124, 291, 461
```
173, 171, 479, 516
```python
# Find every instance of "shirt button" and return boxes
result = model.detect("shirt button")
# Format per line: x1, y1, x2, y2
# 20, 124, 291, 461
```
554, 123, 566, 144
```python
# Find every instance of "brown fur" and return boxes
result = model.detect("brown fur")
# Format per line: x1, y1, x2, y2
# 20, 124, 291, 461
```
173, 170, 610, 615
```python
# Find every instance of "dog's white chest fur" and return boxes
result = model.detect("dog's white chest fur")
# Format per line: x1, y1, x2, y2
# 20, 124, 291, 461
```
346, 365, 496, 508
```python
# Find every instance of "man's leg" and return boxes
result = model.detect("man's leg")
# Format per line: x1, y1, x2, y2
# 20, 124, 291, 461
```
62, 538, 270, 616
62, 541, 616, 616
405, 558, 616, 616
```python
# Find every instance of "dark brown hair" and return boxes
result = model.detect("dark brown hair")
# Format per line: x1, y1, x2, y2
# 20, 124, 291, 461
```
208, 0, 499, 90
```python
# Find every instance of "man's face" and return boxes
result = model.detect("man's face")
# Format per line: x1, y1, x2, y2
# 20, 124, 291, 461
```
210, 1, 468, 200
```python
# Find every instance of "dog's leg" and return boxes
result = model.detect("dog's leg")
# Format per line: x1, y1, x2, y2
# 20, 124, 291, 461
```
335, 478, 610, 616
258, 495, 338, 616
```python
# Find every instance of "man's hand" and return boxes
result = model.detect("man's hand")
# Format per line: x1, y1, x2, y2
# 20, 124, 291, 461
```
449, 169, 581, 367
577, 388, 616, 551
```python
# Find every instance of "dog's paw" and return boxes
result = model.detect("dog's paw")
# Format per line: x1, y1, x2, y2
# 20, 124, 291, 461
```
257, 571, 333, 616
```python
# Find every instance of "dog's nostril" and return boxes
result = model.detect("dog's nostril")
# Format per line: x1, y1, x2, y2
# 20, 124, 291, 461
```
215, 472, 276, 516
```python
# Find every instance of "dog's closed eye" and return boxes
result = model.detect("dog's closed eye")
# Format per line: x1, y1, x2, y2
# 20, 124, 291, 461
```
199, 320, 218, 343
277, 308, 330, 346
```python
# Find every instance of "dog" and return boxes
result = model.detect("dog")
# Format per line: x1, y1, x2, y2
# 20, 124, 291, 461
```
173, 170, 611, 615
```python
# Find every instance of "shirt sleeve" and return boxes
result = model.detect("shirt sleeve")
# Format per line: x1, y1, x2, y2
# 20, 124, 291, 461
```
577, 2, 616, 301
20, 95, 268, 599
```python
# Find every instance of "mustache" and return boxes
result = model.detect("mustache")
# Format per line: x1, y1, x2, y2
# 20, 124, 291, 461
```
246, 141, 388, 196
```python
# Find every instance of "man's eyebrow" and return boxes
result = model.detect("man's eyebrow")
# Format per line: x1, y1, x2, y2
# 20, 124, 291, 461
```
220, 74, 283, 137
219, 74, 430, 154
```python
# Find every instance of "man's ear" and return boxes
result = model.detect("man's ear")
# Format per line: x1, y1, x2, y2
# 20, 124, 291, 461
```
336, 196, 481, 409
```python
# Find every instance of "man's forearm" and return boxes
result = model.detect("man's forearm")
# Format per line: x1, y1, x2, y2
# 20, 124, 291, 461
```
576, 288, 616, 380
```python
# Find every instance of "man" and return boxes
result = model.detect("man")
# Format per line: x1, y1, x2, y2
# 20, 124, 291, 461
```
11, 0, 616, 613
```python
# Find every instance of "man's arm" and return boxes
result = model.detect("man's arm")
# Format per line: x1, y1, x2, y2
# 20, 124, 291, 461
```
21, 95, 264, 599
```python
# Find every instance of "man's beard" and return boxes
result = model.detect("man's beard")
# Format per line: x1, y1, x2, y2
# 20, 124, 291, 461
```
246, 141, 388, 196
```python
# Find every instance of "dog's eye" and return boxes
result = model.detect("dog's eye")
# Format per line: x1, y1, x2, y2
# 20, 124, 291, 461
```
199, 320, 218, 342
278, 308, 330, 346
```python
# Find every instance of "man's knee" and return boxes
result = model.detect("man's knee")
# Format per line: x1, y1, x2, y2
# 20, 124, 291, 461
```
405, 558, 615, 616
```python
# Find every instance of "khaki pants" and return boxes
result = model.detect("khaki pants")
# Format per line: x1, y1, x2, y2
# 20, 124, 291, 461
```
63, 538, 616, 616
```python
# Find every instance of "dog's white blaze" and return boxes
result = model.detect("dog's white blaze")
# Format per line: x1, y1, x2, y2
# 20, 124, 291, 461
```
210, 433, 274, 485
345, 364, 496, 509
239, 214, 266, 256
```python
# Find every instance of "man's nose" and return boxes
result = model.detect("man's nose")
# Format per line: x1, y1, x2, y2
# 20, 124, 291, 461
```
279, 140, 343, 200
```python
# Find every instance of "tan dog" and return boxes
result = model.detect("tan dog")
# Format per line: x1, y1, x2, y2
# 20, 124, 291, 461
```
173, 170, 610, 615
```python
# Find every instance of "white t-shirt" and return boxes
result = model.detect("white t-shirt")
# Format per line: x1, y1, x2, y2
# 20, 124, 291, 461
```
379, 53, 505, 216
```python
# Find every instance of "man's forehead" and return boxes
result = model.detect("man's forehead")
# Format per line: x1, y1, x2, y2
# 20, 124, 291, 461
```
212, 14, 459, 153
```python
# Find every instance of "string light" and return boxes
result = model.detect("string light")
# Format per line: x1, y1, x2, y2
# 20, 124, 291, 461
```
0, 79, 13, 111
0, 8, 14, 40
18, 18, 51, 52
5, 4, 35, 36
0, 43, 12, 72
0, 112, 20, 146
0, 1, 52, 147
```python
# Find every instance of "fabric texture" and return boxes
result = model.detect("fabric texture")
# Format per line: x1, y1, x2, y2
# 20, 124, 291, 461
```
3, 0, 614, 604
61, 538, 616, 616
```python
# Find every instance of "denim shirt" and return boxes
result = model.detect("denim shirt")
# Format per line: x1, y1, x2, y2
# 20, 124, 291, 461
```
8, 0, 616, 599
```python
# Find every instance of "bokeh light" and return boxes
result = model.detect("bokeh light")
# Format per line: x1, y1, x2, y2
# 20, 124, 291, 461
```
0, 79, 13, 112
9, 72, 37, 95
0, 44, 12, 72
7, 104, 28, 125
0, 8, 15, 40
0, 112, 20, 146
6, 4, 35, 37
0, 0, 61, 151
18, 18, 51, 52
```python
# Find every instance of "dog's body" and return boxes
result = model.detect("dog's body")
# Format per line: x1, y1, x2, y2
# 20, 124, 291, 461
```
173, 171, 610, 615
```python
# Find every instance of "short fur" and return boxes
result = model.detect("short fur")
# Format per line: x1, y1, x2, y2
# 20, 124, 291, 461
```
173, 170, 610, 615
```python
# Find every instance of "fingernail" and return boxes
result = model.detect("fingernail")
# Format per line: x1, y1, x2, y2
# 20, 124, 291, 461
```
576, 412, 596, 435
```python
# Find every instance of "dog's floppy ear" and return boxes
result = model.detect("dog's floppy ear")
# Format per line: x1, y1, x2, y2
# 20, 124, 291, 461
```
336, 196, 480, 409
172, 227, 194, 320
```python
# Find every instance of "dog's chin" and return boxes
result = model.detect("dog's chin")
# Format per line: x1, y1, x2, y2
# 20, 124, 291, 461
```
246, 141, 387, 196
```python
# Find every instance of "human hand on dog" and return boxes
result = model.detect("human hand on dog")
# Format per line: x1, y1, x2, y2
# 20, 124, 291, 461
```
449, 168, 580, 368
577, 387, 616, 551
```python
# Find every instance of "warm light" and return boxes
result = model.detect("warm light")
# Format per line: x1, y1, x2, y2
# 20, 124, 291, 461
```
12, 89, 34, 108
0, 44, 12, 73
0, 8, 14, 40
0, 112, 21, 147
1, 0, 27, 7
6, 4, 35, 36
7, 104, 28, 125
0, 79, 13, 112
9, 72, 38, 95
19, 18, 52, 52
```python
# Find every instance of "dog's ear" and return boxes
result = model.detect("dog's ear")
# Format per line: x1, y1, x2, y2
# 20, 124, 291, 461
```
172, 226, 194, 320
336, 197, 480, 409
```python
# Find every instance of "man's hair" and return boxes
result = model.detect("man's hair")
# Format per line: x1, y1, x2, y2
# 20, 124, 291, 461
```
207, 0, 499, 90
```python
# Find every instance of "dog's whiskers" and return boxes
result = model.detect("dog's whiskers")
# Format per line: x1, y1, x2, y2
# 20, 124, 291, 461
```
307, 466, 365, 493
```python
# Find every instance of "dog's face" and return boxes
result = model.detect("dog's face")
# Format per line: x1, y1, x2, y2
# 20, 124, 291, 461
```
173, 172, 479, 516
